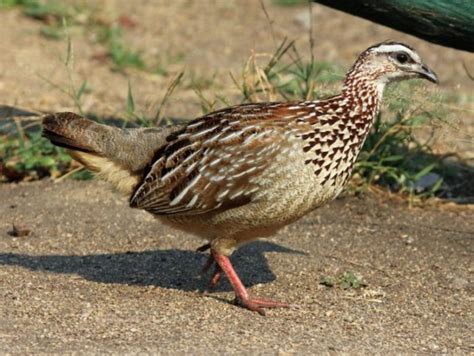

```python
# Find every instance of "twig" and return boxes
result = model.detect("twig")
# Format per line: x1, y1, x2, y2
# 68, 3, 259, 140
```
153, 71, 184, 126
305, 2, 317, 100
260, 0, 277, 49
264, 37, 295, 75
308, 1, 315, 64
54, 166, 85, 183
13, 117, 27, 144
462, 60, 474, 81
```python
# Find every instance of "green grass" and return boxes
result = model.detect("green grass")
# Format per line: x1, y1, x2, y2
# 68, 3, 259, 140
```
320, 271, 367, 289
357, 101, 449, 201
273, 60, 343, 99
97, 26, 145, 71
272, 0, 308, 6
1, 0, 77, 39
229, 38, 343, 103
1, 130, 74, 181
20, 0, 71, 22
354, 85, 446, 199
39, 25, 65, 39
1, 0, 148, 72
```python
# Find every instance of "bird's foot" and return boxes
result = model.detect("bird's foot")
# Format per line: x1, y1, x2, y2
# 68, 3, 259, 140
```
201, 249, 290, 314
234, 296, 290, 315
210, 249, 290, 315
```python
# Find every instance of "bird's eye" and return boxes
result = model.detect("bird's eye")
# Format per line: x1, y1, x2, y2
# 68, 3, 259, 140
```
396, 53, 409, 64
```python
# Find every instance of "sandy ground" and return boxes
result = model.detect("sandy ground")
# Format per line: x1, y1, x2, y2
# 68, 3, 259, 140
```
0, 1, 473, 353
0, 180, 472, 353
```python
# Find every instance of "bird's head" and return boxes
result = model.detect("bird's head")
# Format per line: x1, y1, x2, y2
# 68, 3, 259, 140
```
347, 41, 438, 88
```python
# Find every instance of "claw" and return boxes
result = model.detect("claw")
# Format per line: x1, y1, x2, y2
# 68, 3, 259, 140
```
234, 297, 290, 315
210, 249, 289, 314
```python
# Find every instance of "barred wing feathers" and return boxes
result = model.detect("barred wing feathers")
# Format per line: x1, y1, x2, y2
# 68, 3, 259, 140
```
130, 103, 316, 216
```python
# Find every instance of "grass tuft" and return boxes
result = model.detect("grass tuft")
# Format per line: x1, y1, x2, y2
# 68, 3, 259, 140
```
0, 130, 80, 182
320, 271, 367, 289
98, 26, 145, 71
2, 0, 78, 40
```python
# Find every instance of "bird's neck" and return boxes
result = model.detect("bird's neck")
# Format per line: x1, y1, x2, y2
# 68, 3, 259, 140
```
299, 71, 388, 190
340, 69, 386, 118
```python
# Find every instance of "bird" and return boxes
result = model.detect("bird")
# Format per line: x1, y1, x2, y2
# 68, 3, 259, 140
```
42, 41, 438, 314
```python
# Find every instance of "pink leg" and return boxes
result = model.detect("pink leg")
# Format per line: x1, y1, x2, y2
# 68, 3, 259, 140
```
200, 254, 223, 289
211, 249, 289, 315
209, 264, 222, 288
200, 254, 215, 275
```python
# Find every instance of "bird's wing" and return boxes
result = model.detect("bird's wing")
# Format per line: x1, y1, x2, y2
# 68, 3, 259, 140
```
130, 102, 315, 215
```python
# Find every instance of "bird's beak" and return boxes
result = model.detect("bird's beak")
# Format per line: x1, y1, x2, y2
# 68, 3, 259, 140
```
416, 64, 439, 84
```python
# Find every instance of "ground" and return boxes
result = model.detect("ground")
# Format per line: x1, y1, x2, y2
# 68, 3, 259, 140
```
1, 181, 472, 353
0, 0, 473, 353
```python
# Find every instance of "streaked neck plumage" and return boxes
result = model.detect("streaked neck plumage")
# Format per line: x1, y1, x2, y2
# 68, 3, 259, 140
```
300, 63, 389, 189
340, 63, 387, 120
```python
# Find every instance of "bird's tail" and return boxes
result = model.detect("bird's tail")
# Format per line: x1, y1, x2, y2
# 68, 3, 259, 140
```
43, 112, 176, 195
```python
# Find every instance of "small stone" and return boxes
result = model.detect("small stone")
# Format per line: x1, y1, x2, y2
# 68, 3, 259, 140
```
7, 223, 31, 237
428, 342, 440, 351
401, 234, 414, 245
411, 172, 441, 193
450, 276, 470, 290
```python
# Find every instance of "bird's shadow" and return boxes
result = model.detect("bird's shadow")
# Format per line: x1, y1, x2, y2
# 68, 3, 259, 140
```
0, 241, 305, 292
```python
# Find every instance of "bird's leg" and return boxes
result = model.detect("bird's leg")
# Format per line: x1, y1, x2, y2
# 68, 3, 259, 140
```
211, 249, 289, 315
200, 253, 215, 274
209, 264, 222, 288
200, 252, 223, 289
200, 245, 222, 289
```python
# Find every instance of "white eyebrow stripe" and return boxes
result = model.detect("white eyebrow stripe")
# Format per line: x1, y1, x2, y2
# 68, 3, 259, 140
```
371, 44, 420, 61
372, 44, 411, 53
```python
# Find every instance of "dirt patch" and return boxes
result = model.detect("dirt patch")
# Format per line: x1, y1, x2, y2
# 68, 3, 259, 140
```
0, 180, 472, 353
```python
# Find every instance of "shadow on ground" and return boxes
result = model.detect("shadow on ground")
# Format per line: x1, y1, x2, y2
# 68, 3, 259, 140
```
0, 241, 304, 292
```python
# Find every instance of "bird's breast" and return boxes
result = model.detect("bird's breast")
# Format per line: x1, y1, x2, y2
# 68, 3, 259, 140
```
248, 135, 353, 224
